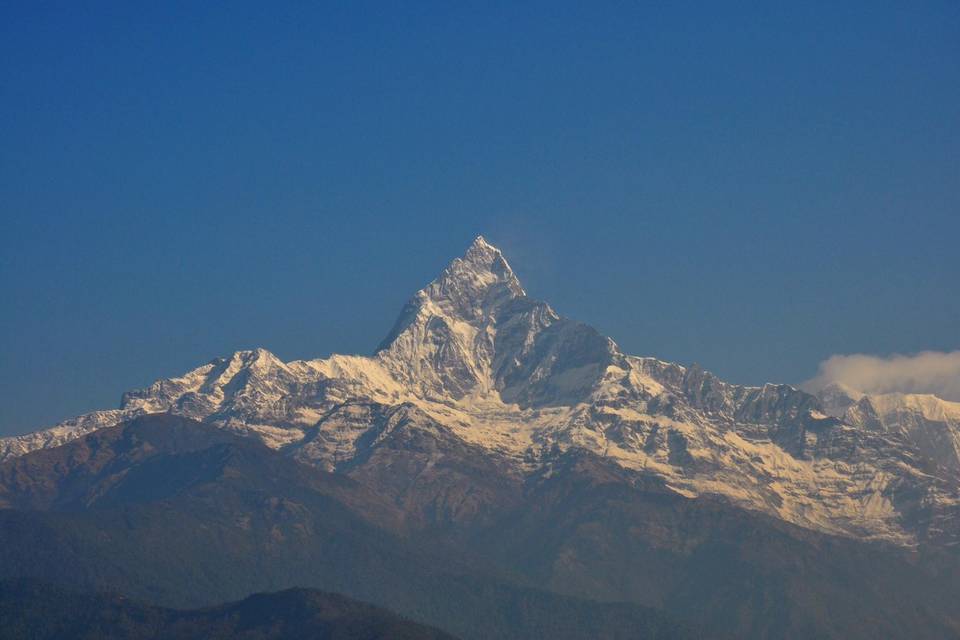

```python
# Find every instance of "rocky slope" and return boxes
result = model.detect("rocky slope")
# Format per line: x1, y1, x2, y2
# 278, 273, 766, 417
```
3, 236, 958, 548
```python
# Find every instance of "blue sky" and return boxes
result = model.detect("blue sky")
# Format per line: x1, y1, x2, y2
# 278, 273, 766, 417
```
1, 2, 958, 434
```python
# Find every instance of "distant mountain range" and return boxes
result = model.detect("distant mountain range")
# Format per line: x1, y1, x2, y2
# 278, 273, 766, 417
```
2, 237, 959, 638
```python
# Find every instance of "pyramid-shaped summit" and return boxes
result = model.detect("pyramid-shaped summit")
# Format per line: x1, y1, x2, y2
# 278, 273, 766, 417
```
458, 235, 526, 296
378, 236, 526, 352
375, 235, 617, 402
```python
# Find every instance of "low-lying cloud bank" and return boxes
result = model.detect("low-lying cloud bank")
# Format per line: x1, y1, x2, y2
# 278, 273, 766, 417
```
805, 350, 960, 401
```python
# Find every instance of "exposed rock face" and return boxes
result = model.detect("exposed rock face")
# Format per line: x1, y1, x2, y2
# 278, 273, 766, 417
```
2, 236, 958, 547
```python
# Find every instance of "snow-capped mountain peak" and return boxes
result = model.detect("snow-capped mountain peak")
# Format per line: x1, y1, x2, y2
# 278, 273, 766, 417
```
379, 236, 526, 346
3, 237, 959, 548
374, 237, 625, 407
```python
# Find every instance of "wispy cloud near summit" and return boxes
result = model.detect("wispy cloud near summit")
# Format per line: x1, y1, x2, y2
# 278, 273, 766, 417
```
805, 351, 960, 401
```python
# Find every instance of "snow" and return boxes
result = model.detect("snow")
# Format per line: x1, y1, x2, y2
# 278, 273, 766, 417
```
2, 236, 957, 548
869, 392, 960, 422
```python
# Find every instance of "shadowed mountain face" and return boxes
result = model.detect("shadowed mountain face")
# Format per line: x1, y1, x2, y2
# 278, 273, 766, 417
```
0, 415, 697, 640
0, 579, 458, 640
2, 415, 960, 639
2, 238, 960, 638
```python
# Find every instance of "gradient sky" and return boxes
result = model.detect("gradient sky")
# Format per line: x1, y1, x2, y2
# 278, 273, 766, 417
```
2, 2, 958, 435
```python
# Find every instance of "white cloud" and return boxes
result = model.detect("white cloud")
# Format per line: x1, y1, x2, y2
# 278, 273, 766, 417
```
804, 351, 960, 401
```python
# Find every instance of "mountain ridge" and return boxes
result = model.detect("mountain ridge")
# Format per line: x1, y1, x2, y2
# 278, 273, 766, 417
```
3, 414, 959, 639
0, 579, 461, 640
2, 236, 958, 548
